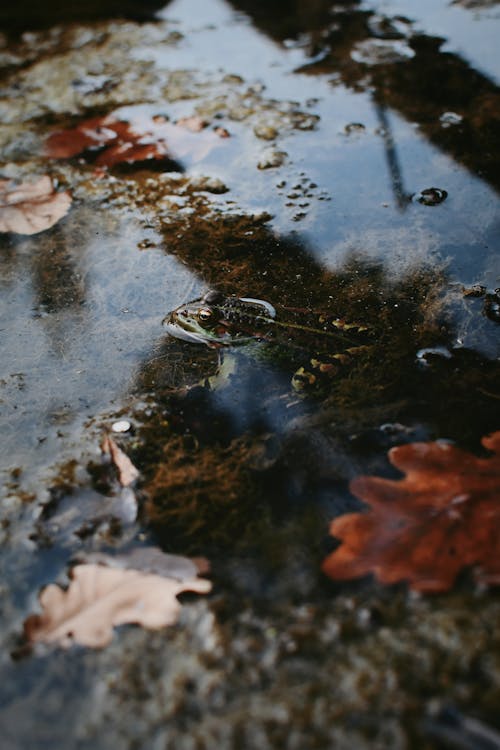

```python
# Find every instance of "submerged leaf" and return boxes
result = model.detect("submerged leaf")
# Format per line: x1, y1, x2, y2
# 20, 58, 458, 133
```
46, 112, 228, 167
24, 563, 211, 648
0, 176, 71, 235
322, 431, 500, 592
102, 434, 139, 487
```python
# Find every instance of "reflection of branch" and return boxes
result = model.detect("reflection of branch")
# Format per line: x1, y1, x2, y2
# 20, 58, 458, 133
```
373, 100, 408, 211
239, 0, 500, 197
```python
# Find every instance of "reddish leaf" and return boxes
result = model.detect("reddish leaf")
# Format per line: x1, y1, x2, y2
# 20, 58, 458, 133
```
322, 431, 500, 592
0, 176, 71, 235
44, 115, 119, 158
46, 112, 228, 167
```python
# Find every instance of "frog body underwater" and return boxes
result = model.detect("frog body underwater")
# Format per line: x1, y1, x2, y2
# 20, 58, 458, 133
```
163, 291, 372, 393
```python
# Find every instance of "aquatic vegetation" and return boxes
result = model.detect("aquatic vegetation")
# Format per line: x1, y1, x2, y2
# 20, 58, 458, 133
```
144, 433, 268, 547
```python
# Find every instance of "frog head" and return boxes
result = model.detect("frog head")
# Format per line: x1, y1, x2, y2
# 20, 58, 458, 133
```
163, 291, 276, 347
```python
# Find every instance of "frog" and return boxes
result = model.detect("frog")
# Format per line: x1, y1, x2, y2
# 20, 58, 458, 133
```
162, 290, 372, 393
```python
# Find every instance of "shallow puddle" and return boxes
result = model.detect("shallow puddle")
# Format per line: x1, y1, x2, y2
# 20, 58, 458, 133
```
1, 1, 500, 748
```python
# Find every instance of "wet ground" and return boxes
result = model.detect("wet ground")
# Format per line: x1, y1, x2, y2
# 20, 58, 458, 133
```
1, 1, 500, 747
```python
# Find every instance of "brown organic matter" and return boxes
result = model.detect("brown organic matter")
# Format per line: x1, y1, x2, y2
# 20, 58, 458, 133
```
24, 562, 211, 648
322, 432, 500, 592
46, 112, 228, 167
102, 434, 139, 487
0, 176, 71, 235
145, 434, 266, 546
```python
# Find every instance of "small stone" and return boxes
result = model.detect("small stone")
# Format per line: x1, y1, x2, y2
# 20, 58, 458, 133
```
257, 150, 287, 170
462, 284, 486, 298
254, 124, 279, 140
189, 176, 228, 194
111, 420, 132, 433
344, 122, 366, 134
439, 111, 463, 128
412, 187, 448, 206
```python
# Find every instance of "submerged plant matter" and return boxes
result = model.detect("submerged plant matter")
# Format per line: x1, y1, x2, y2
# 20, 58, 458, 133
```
144, 433, 268, 546
45, 112, 229, 168
101, 434, 139, 487
323, 432, 500, 592
0, 176, 71, 235
24, 555, 211, 649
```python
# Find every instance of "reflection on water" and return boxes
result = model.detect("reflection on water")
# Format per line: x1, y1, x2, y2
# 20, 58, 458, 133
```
0, 208, 200, 497
1, 0, 500, 747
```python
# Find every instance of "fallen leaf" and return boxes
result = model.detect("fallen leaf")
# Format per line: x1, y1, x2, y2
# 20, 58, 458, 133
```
322, 431, 500, 592
44, 115, 119, 158
46, 112, 228, 167
24, 563, 211, 648
0, 176, 71, 235
102, 434, 139, 487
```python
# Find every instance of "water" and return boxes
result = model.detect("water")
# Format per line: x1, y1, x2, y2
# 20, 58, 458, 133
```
1, 1, 500, 747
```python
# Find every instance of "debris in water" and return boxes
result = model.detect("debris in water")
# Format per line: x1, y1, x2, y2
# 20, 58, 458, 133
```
111, 420, 132, 433
46, 111, 229, 168
412, 187, 448, 206
0, 176, 71, 235
351, 38, 415, 65
322, 431, 500, 593
257, 149, 287, 169
439, 111, 463, 128
416, 346, 453, 366
344, 122, 366, 135
101, 434, 139, 487
24, 561, 211, 648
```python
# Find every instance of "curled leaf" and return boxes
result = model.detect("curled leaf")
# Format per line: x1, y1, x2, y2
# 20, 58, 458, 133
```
0, 176, 71, 235
322, 431, 500, 592
24, 563, 211, 648
102, 434, 139, 487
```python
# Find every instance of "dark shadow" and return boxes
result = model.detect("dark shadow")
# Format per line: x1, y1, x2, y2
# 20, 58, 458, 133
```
0, 0, 171, 34
132, 215, 500, 555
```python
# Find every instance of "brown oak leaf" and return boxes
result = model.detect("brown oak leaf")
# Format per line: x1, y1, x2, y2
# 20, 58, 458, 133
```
322, 431, 500, 593
24, 562, 211, 648
46, 112, 228, 167
0, 176, 71, 235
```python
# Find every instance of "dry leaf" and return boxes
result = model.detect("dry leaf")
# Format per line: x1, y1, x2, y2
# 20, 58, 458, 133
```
102, 434, 139, 486
24, 563, 211, 648
0, 176, 71, 235
46, 112, 228, 167
322, 431, 500, 592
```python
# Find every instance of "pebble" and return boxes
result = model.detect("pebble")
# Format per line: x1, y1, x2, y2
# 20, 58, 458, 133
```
257, 149, 287, 169
112, 420, 132, 433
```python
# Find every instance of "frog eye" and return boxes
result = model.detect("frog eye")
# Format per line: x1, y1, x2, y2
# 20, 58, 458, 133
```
198, 308, 213, 322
